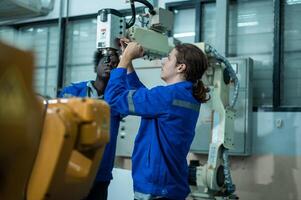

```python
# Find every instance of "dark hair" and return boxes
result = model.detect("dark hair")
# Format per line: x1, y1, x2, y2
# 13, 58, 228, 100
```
93, 50, 104, 67
175, 43, 210, 103
93, 50, 119, 68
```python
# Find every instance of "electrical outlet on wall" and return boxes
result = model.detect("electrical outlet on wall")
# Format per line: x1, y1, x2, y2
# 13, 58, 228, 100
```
275, 119, 283, 128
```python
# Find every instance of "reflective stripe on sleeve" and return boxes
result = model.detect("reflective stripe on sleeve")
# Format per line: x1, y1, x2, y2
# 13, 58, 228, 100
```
172, 99, 200, 112
127, 90, 136, 113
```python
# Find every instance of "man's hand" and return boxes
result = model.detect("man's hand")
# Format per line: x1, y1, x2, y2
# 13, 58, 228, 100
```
119, 38, 131, 53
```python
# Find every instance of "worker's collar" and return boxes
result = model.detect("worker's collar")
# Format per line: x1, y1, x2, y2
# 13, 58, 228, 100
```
171, 80, 193, 88
86, 81, 104, 99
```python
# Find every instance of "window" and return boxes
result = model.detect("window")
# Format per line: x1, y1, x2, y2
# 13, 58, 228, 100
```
228, 0, 274, 106
172, 8, 196, 43
64, 19, 97, 86
201, 2, 216, 46
0, 27, 17, 46
169, 0, 274, 107
18, 24, 59, 98
282, 1, 301, 106
0, 24, 59, 98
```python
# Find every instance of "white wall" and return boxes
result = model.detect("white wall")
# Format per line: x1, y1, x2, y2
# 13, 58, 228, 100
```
159, 0, 184, 7
108, 168, 134, 200
67, 0, 130, 17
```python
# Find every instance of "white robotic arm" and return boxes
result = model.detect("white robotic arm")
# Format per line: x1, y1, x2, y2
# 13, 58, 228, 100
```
190, 43, 239, 200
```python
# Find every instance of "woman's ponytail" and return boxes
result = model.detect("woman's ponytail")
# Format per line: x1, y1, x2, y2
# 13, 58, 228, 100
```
192, 79, 210, 103
175, 43, 210, 103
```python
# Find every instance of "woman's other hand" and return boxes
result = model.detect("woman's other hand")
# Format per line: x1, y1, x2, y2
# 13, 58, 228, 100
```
122, 42, 144, 60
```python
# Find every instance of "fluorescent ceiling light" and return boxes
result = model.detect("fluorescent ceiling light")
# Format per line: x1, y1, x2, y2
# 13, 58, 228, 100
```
173, 32, 195, 38
238, 13, 256, 20
80, 31, 89, 37
286, 0, 301, 5
37, 28, 44, 33
73, 30, 79, 35
237, 21, 258, 27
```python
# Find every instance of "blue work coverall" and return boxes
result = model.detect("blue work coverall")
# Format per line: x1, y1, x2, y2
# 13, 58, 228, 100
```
105, 68, 201, 200
59, 81, 121, 183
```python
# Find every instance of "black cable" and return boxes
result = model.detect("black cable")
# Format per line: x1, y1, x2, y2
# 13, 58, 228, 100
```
126, 0, 156, 29
133, 0, 156, 15
126, 0, 136, 28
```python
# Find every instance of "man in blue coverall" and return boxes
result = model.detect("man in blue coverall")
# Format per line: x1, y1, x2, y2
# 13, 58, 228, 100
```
105, 42, 209, 200
59, 50, 120, 200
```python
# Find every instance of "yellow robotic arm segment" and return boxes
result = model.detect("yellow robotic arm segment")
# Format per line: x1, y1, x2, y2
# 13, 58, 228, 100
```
0, 41, 110, 200
0, 41, 43, 200
27, 98, 110, 200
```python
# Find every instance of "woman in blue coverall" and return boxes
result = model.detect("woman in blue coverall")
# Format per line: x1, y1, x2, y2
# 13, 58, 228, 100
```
104, 42, 209, 200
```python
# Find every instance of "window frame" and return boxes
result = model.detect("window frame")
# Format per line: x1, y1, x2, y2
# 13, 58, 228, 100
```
6, 20, 60, 97
274, 0, 301, 111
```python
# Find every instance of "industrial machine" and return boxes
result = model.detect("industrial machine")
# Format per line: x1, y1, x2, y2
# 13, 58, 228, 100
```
27, 98, 110, 200
0, 41, 110, 200
0, 40, 44, 200
96, 0, 174, 61
188, 43, 239, 200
